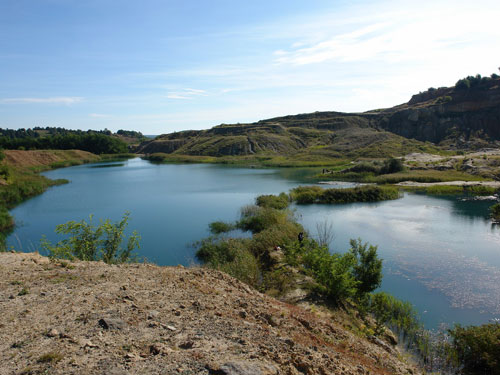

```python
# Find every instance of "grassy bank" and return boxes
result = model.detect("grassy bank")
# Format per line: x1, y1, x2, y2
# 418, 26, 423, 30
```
289, 185, 400, 204
0, 149, 110, 251
144, 152, 350, 168
399, 184, 499, 196
322, 168, 485, 184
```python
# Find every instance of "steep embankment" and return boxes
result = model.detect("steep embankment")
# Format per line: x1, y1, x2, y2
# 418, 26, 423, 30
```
3, 150, 99, 169
0, 150, 101, 249
377, 77, 500, 148
0, 252, 420, 375
137, 76, 500, 159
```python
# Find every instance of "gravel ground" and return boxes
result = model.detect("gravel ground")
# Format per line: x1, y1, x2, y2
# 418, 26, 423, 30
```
0, 252, 420, 375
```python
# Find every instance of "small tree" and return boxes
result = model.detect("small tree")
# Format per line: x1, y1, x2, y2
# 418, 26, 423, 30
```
379, 158, 405, 174
350, 238, 383, 297
41, 212, 140, 263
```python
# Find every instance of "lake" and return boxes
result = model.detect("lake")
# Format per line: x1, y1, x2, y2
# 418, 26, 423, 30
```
8, 157, 500, 329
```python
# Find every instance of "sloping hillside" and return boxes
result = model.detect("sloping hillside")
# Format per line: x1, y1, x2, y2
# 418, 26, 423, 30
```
136, 75, 500, 158
0, 252, 420, 375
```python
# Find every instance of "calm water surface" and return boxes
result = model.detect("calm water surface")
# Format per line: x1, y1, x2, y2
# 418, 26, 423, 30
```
8, 158, 500, 328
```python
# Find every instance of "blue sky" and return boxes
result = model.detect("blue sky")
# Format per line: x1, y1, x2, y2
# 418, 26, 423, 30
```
1, 0, 499, 134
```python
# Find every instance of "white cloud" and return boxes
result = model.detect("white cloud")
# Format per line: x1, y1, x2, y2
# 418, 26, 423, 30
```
166, 88, 208, 100
1, 97, 83, 105
89, 113, 111, 118
273, 1, 500, 66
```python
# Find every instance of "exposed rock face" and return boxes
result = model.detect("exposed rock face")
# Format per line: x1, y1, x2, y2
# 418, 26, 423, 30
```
136, 78, 500, 156
378, 79, 500, 147
0, 252, 421, 375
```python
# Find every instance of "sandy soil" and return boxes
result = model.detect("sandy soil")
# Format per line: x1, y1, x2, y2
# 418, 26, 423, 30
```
0, 252, 420, 375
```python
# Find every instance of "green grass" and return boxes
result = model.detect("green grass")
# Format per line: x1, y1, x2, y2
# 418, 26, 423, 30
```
400, 185, 498, 196
324, 169, 485, 183
144, 152, 350, 168
289, 185, 401, 204
37, 352, 63, 364
0, 151, 102, 251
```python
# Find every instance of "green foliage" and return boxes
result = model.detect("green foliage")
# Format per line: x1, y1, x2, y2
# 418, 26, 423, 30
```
255, 193, 290, 209
349, 239, 382, 296
455, 74, 493, 90
300, 240, 359, 301
404, 184, 498, 196
449, 323, 500, 375
290, 185, 323, 204
195, 237, 259, 286
490, 203, 500, 222
289, 185, 400, 204
237, 205, 291, 233
41, 212, 140, 264
209, 221, 235, 234
369, 292, 422, 343
379, 158, 405, 174
0, 128, 128, 154
456, 78, 471, 89
284, 237, 383, 303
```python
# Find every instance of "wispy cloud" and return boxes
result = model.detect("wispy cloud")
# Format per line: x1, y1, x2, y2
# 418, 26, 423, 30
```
166, 88, 208, 100
89, 113, 111, 118
0, 97, 83, 105
273, 3, 500, 66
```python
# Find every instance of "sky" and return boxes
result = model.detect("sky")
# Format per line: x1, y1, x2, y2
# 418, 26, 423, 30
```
1, 0, 500, 134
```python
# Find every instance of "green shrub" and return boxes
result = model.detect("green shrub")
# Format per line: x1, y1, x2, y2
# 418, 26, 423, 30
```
290, 185, 400, 205
369, 292, 422, 340
41, 212, 140, 264
379, 158, 405, 175
449, 323, 500, 375
255, 193, 290, 209
237, 205, 291, 233
289, 185, 323, 204
490, 203, 500, 222
350, 238, 383, 296
208, 221, 235, 234
301, 241, 358, 301
345, 162, 380, 174
195, 237, 259, 286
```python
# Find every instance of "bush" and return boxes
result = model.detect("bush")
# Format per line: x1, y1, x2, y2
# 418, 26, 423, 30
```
369, 292, 422, 340
345, 162, 380, 174
195, 237, 259, 286
255, 193, 290, 209
379, 158, 405, 174
237, 205, 290, 233
209, 221, 234, 234
490, 203, 500, 222
449, 323, 500, 375
300, 240, 358, 301
456, 78, 471, 89
290, 185, 400, 205
289, 185, 323, 204
350, 238, 382, 296
41, 212, 140, 264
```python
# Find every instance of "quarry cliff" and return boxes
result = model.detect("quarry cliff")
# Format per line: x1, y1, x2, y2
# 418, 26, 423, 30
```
136, 76, 500, 158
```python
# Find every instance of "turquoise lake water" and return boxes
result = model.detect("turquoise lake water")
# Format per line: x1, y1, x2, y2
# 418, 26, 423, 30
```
7, 158, 500, 329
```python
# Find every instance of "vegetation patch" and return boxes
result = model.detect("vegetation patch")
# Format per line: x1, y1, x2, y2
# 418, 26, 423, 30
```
490, 203, 500, 222
41, 212, 140, 264
37, 352, 63, 364
289, 185, 400, 204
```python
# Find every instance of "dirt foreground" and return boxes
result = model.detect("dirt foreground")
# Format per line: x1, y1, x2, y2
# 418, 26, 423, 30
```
0, 252, 420, 375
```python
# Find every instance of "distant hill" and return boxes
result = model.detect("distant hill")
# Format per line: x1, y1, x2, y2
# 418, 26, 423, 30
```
137, 74, 500, 158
